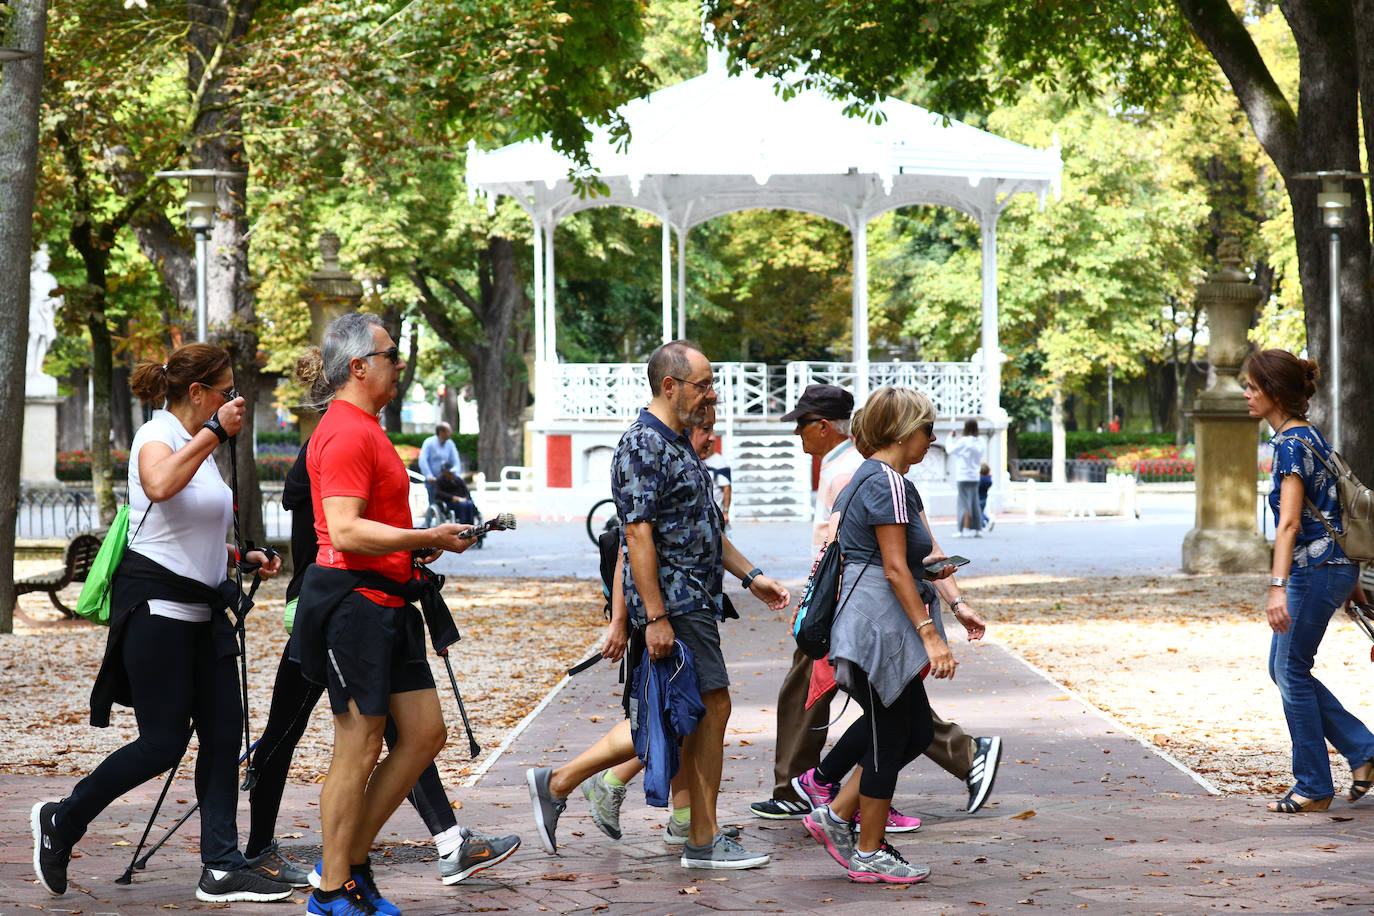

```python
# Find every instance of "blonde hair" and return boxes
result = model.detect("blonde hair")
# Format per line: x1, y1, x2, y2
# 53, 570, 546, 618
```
850, 387, 935, 452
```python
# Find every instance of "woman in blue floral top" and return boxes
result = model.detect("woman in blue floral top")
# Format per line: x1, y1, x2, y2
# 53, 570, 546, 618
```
1244, 348, 1374, 813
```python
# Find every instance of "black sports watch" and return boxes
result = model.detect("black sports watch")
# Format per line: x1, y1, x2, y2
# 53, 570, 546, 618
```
741, 567, 763, 589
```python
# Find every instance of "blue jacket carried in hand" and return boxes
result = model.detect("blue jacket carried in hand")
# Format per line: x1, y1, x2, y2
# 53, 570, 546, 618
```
630, 639, 705, 807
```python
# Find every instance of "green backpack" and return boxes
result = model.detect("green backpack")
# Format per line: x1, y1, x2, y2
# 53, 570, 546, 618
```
74, 505, 132, 626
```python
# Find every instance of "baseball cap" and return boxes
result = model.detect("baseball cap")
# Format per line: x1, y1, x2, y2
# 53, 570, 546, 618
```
780, 384, 855, 422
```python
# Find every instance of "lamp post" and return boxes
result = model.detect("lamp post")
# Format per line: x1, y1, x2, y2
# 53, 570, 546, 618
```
154, 169, 244, 341
1291, 170, 1371, 451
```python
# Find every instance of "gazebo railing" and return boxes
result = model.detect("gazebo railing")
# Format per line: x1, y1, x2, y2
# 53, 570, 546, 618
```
545, 359, 986, 422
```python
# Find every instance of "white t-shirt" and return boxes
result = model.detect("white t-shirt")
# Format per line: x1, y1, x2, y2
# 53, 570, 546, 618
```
702, 452, 731, 511
128, 410, 233, 622
812, 438, 864, 551
948, 435, 985, 483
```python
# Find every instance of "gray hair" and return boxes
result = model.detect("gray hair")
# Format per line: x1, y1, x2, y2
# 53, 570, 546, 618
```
647, 339, 700, 396
296, 312, 385, 412
829, 417, 850, 437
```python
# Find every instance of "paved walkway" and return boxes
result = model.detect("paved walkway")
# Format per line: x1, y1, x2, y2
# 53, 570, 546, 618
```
6, 504, 1374, 913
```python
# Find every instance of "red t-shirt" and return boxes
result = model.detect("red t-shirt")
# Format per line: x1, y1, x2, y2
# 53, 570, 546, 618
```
308, 399, 413, 606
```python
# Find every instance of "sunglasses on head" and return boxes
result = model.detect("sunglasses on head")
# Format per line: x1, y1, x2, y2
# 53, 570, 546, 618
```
363, 345, 401, 365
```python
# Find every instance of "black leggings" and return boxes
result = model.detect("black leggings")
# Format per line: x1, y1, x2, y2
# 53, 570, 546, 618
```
817, 668, 933, 800
56, 606, 247, 870
245, 644, 456, 857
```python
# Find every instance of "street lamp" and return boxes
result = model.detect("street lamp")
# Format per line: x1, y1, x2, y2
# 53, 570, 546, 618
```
154, 169, 245, 341
1291, 170, 1371, 451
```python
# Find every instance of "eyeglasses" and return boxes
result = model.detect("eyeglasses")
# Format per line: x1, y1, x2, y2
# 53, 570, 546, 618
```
363, 346, 401, 365
196, 380, 239, 402
794, 417, 827, 431
670, 375, 715, 393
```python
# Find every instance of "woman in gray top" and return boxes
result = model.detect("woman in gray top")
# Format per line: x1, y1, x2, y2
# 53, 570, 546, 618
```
799, 387, 980, 884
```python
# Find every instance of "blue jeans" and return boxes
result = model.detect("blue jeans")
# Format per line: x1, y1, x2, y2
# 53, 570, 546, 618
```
1268, 563, 1374, 798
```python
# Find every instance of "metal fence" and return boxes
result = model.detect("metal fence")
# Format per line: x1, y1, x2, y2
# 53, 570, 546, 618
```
1010, 458, 1199, 483
18, 486, 291, 541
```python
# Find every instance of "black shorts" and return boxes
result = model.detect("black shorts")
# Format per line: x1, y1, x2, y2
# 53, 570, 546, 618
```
323, 591, 434, 716
669, 609, 729, 693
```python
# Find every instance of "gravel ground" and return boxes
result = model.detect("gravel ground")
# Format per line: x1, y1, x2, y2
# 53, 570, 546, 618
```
10, 564, 1374, 801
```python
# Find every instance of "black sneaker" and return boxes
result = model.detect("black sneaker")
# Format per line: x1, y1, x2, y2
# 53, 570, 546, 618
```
31, 801, 70, 896
246, 839, 311, 887
195, 866, 294, 902
966, 735, 1003, 813
749, 797, 810, 819
440, 828, 522, 884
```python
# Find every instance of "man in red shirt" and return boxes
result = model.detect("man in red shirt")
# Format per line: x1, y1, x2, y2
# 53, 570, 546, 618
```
301, 312, 477, 916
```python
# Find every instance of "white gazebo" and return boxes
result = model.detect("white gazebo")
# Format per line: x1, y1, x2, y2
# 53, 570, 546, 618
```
466, 53, 1061, 519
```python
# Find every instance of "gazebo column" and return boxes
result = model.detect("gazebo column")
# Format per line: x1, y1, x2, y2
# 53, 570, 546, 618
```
851, 218, 870, 401
544, 221, 557, 362
677, 227, 688, 339
979, 211, 1001, 418
661, 218, 672, 343
531, 217, 545, 365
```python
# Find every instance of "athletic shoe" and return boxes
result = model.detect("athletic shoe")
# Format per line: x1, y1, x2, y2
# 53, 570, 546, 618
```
195, 866, 293, 902
846, 841, 930, 884
802, 805, 855, 867
581, 771, 627, 840
680, 833, 770, 869
307, 861, 399, 916
791, 767, 838, 810
307, 880, 379, 916
526, 767, 566, 854
245, 839, 311, 887
31, 801, 70, 896
664, 818, 740, 845
440, 828, 521, 884
983, 516, 996, 533
854, 805, 922, 833
748, 797, 810, 819
966, 735, 1003, 813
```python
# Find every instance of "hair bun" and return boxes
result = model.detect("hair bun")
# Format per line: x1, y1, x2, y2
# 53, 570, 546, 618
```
1302, 359, 1320, 383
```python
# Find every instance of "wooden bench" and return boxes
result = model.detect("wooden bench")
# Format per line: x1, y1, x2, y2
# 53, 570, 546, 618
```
16, 531, 104, 618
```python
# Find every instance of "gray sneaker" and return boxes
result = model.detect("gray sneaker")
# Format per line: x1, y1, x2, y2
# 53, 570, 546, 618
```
802, 804, 855, 867
664, 818, 740, 846
680, 833, 769, 869
846, 841, 930, 884
580, 771, 627, 841
525, 767, 566, 854
439, 828, 521, 884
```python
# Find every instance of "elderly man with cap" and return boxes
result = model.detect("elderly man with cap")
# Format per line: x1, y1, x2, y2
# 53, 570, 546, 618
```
751, 384, 1003, 823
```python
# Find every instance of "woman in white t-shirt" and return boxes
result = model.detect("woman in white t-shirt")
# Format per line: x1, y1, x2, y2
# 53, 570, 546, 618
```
947, 419, 985, 537
32, 343, 289, 904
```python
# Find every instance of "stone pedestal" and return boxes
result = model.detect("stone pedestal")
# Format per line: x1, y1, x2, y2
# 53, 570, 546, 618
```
294, 231, 363, 441
22, 395, 62, 488
1182, 239, 1269, 573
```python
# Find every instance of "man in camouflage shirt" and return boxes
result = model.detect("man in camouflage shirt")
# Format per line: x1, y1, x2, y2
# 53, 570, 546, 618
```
612, 340, 789, 870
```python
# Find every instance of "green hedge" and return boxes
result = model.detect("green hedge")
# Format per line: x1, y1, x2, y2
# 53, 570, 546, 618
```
58, 449, 298, 482
1017, 431, 1178, 459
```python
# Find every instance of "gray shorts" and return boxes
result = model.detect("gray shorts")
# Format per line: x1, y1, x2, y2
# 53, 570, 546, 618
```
670, 609, 729, 692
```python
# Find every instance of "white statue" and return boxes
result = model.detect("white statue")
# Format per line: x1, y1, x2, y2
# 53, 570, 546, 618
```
28, 244, 60, 396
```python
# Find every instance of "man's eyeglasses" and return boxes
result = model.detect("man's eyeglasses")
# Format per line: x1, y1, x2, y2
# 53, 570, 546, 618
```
196, 380, 239, 402
364, 346, 401, 365
671, 375, 715, 393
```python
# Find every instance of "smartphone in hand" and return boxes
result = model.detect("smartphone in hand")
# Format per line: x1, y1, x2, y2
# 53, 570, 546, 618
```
923, 555, 970, 578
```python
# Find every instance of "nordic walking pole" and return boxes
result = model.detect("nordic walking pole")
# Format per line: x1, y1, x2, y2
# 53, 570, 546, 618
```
114, 758, 181, 885
122, 738, 262, 878
439, 650, 481, 758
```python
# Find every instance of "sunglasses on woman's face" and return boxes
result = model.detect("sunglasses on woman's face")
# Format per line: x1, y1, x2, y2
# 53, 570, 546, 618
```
196, 380, 239, 401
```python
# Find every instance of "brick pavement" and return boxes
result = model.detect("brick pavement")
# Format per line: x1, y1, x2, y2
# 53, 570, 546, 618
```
5, 589, 1374, 914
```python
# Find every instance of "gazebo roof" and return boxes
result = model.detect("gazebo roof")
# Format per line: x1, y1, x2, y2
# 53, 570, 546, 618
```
467, 57, 1062, 230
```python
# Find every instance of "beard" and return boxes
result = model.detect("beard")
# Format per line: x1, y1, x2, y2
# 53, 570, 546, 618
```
674, 396, 710, 430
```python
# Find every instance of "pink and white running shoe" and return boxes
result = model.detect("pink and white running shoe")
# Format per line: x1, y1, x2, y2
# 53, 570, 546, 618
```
854, 805, 922, 833
790, 768, 838, 810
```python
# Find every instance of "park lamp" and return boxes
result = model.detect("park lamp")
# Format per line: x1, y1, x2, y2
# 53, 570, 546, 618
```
1291, 170, 1372, 451
154, 169, 244, 342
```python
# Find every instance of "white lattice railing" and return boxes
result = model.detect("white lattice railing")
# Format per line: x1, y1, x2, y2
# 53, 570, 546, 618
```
788, 361, 986, 418
545, 360, 987, 422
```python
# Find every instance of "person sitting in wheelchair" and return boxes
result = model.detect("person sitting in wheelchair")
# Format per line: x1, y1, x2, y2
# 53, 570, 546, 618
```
435, 462, 477, 525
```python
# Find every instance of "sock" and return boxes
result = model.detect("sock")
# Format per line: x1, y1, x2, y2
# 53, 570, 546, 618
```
603, 771, 627, 789
854, 848, 878, 859
671, 806, 691, 825
312, 885, 346, 901
434, 825, 464, 858
825, 807, 848, 826
209, 868, 230, 880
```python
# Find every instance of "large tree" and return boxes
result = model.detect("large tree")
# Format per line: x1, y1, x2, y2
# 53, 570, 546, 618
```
0, 0, 48, 633
706, 0, 1374, 475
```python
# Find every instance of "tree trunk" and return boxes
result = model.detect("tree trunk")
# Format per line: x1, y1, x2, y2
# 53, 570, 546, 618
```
1050, 380, 1066, 484
0, 0, 48, 633
411, 237, 531, 478
58, 366, 89, 451
381, 307, 418, 433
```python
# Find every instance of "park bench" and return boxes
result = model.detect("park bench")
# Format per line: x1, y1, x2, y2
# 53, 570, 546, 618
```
16, 530, 103, 618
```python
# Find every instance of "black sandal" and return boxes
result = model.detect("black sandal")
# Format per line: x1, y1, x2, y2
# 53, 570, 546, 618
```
1268, 789, 1333, 813
1349, 760, 1374, 803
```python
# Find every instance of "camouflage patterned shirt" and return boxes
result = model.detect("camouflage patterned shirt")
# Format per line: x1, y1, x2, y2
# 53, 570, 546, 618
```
612, 408, 723, 623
